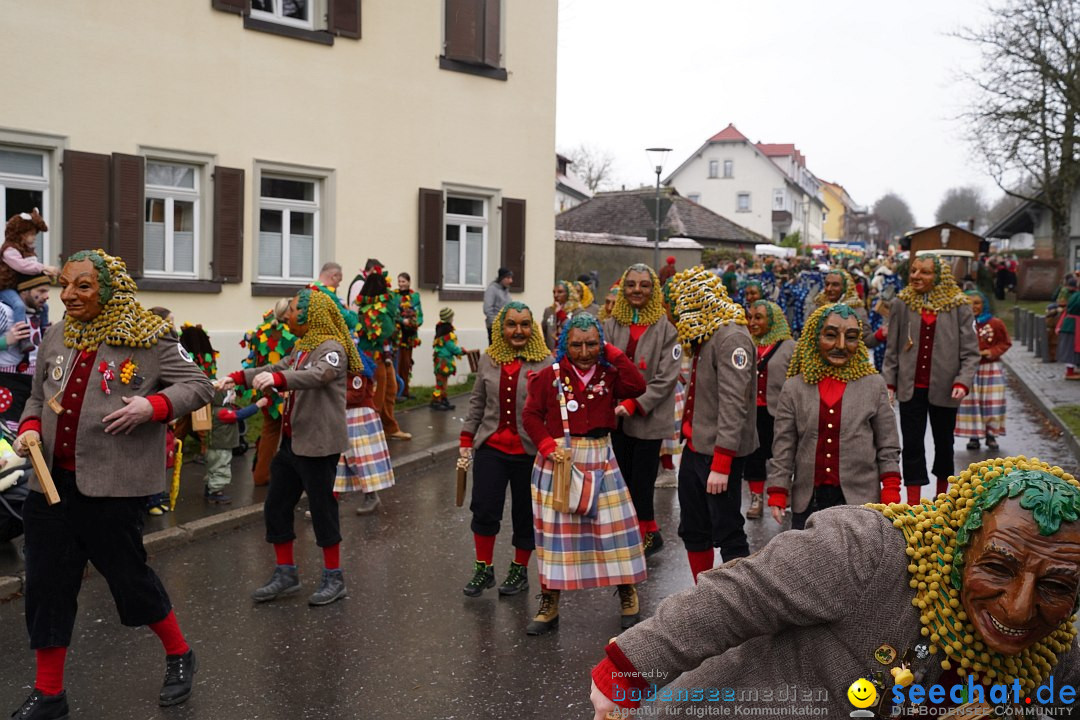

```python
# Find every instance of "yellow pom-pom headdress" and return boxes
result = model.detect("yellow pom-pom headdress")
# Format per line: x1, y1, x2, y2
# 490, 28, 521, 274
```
787, 303, 876, 384
611, 264, 666, 327
898, 254, 969, 314
666, 266, 746, 350
486, 301, 550, 365
813, 267, 862, 307
294, 288, 364, 374
749, 300, 792, 348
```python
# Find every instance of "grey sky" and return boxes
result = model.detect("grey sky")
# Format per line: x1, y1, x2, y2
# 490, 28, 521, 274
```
556, 0, 999, 227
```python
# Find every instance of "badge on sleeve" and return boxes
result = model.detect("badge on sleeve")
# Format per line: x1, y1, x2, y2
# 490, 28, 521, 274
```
326, 351, 341, 367
178, 345, 194, 363
672, 344, 682, 361
731, 347, 749, 370
352, 376, 362, 390
51, 366, 63, 381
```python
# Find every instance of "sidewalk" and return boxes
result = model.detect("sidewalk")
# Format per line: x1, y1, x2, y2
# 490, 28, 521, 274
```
1000, 347, 1080, 460
0, 402, 465, 601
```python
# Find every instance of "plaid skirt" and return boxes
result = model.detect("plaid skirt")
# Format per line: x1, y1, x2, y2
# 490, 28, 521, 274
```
955, 361, 1007, 437
660, 380, 686, 457
335, 407, 395, 493
531, 436, 647, 590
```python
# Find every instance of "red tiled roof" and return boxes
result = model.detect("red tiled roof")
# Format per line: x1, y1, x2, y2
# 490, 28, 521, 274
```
708, 123, 750, 143
756, 143, 806, 168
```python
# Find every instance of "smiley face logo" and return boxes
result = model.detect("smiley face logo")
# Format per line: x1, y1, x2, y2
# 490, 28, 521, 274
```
847, 679, 877, 709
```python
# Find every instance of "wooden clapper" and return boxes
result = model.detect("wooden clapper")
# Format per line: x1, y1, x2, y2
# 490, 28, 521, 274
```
25, 436, 60, 505
191, 404, 213, 432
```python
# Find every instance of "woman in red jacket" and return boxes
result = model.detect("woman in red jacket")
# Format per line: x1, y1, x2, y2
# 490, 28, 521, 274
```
955, 290, 1012, 451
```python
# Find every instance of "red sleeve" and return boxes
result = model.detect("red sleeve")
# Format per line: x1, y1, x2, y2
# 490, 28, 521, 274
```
522, 367, 557, 453
766, 486, 788, 508
618, 399, 641, 416
217, 408, 239, 424
146, 394, 173, 423
887, 384, 896, 392
535, 436, 557, 459
459, 431, 474, 449
952, 383, 968, 395
273, 372, 288, 389
18, 417, 41, 436
880, 473, 901, 505
710, 447, 734, 474
874, 327, 887, 342
229, 370, 247, 387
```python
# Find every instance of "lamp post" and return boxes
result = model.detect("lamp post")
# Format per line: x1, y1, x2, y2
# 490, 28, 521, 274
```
646, 147, 672, 270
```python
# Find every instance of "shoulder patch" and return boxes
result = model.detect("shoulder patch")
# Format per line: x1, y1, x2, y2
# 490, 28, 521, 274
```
325, 351, 341, 367
178, 344, 193, 363
731, 347, 749, 370
672, 344, 682, 361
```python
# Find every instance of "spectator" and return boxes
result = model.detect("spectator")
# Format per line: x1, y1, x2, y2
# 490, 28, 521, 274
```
483, 268, 514, 341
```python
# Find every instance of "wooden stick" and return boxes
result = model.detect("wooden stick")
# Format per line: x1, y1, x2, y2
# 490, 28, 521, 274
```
552, 455, 571, 514
25, 436, 60, 506
456, 464, 467, 507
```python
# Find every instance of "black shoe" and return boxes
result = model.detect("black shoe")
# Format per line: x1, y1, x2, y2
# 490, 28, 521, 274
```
462, 561, 495, 597
986, 435, 999, 450
159, 649, 197, 707
252, 565, 300, 603
308, 569, 347, 606
10, 690, 68, 720
204, 489, 232, 505
966, 438, 980, 451
498, 562, 529, 596
429, 402, 449, 412
643, 531, 664, 557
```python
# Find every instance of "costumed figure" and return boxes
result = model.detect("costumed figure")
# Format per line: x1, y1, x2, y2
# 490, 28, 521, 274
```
766, 303, 901, 530
221, 288, 360, 607
459, 302, 551, 597
0, 209, 58, 327
955, 291, 1012, 451
815, 266, 886, 349
665, 267, 757, 583
394, 272, 423, 399
521, 313, 647, 635
602, 264, 681, 557
657, 256, 677, 286
742, 300, 794, 520
883, 254, 980, 505
1056, 279, 1080, 380
430, 308, 465, 411
355, 269, 410, 439
178, 323, 234, 505
738, 279, 763, 310
596, 282, 619, 322
575, 280, 599, 317
10, 249, 213, 717
335, 345, 394, 516
590, 456, 1080, 717
542, 281, 573, 350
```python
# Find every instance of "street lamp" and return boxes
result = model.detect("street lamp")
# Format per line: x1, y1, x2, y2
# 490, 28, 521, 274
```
646, 147, 672, 270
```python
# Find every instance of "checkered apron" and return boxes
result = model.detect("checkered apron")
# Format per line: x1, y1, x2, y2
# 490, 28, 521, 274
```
531, 436, 647, 590
660, 379, 686, 458
335, 407, 395, 493
954, 361, 1007, 438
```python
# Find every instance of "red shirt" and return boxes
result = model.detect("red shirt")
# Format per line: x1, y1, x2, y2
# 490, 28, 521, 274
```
813, 377, 846, 487
914, 310, 936, 389
483, 360, 527, 455
624, 324, 648, 362
52, 350, 97, 471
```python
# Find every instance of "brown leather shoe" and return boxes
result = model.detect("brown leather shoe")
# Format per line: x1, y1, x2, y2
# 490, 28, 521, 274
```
746, 493, 764, 520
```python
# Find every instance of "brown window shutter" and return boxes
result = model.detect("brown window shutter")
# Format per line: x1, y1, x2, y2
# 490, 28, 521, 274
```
61, 150, 111, 260
483, 0, 500, 68
444, 0, 483, 64
213, 166, 245, 283
500, 197, 525, 292
211, 0, 248, 14
329, 0, 361, 38
110, 153, 145, 278
417, 188, 444, 290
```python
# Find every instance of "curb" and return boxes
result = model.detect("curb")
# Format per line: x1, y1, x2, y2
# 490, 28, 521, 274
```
0, 441, 459, 602
1001, 356, 1080, 461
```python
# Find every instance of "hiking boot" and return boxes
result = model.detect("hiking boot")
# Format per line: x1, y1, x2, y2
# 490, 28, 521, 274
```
525, 590, 560, 635
985, 434, 999, 450
159, 649, 197, 706
355, 492, 381, 516
389, 430, 413, 440
966, 438, 980, 451
204, 489, 232, 505
746, 493, 764, 520
10, 690, 68, 720
643, 531, 664, 557
463, 561, 495, 597
617, 584, 640, 629
252, 565, 300, 603
308, 569, 347, 606
498, 562, 529, 596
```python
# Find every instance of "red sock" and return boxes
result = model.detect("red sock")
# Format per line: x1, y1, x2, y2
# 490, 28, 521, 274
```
687, 549, 714, 583
514, 547, 532, 566
274, 541, 294, 566
747, 480, 765, 494
906, 486, 922, 506
935, 477, 949, 496
473, 533, 496, 566
149, 610, 190, 657
34, 647, 67, 695
323, 543, 340, 571
660, 455, 674, 470
639, 519, 659, 534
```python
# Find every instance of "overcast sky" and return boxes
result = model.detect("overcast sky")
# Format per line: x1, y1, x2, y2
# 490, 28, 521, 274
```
555, 0, 1000, 227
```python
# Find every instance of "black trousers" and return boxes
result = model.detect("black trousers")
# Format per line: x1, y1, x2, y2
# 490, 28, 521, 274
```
791, 485, 846, 531
470, 445, 535, 550
23, 469, 172, 649
899, 388, 958, 487
744, 409, 774, 482
610, 430, 662, 525
265, 437, 341, 548
677, 450, 749, 559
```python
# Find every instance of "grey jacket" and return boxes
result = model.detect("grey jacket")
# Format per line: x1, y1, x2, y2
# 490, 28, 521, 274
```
757, 338, 794, 417
483, 281, 511, 329
767, 374, 900, 513
612, 507, 1080, 716
21, 327, 214, 497
687, 323, 757, 458
243, 339, 347, 457
854, 305, 884, 349
461, 354, 552, 455
882, 299, 980, 407
603, 318, 681, 440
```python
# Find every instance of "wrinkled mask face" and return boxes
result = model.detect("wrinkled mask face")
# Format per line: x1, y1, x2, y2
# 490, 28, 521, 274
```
502, 308, 533, 350
285, 296, 309, 338
909, 258, 936, 294
566, 326, 600, 371
553, 285, 568, 305
744, 284, 762, 305
747, 305, 770, 338
961, 500, 1080, 655
623, 270, 654, 310
59, 259, 104, 323
603, 292, 617, 316
817, 313, 860, 367
824, 273, 845, 302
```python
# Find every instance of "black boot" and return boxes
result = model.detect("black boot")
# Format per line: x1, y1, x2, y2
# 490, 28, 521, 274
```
308, 569, 347, 606
643, 530, 664, 557
252, 565, 300, 603
463, 561, 495, 597
498, 562, 529, 596
10, 690, 69, 720
159, 649, 197, 706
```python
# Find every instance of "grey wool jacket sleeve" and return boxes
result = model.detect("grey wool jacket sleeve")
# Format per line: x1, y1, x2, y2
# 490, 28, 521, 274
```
765, 378, 798, 500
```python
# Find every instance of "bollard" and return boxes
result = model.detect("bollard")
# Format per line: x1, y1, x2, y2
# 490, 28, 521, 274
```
1013, 306, 1022, 340
1026, 311, 1036, 352
1034, 315, 1044, 357
1038, 315, 1053, 362
1018, 310, 1030, 346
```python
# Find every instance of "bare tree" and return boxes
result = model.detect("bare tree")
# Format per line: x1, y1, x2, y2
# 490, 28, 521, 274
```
957, 0, 1080, 258
563, 143, 616, 193
872, 193, 916, 241
935, 186, 988, 227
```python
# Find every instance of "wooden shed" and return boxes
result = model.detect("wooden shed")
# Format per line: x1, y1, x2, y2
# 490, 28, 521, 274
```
901, 223, 988, 256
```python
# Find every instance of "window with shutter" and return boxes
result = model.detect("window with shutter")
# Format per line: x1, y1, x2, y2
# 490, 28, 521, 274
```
62, 150, 111, 258
500, 197, 525, 292
0, 146, 52, 265
329, 0, 361, 38
144, 160, 201, 278
417, 188, 443, 290
110, 153, 145, 277
441, 0, 506, 80
213, 166, 245, 283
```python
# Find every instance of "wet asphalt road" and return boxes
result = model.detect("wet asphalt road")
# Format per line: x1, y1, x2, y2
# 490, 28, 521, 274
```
0, 377, 1076, 719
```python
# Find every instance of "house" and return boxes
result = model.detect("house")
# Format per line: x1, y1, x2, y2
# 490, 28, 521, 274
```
820, 180, 870, 245
665, 123, 828, 246
985, 190, 1080, 272
0, 0, 558, 382
556, 154, 592, 213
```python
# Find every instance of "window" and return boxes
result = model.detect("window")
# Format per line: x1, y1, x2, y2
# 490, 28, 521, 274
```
250, 0, 313, 30
144, 162, 199, 277
0, 148, 50, 263
708, 160, 719, 179
442, 0, 505, 79
688, 193, 701, 204
212, 0, 360, 45
258, 175, 319, 282
443, 195, 487, 289
773, 189, 785, 211
723, 160, 733, 178
737, 192, 751, 212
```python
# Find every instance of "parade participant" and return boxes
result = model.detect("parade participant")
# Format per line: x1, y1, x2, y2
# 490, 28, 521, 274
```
665, 267, 757, 582
589, 456, 1080, 717
10, 250, 213, 718
459, 302, 551, 597
603, 264, 680, 556
883, 254, 979, 505
0, 209, 58, 326
178, 323, 234, 504
542, 281, 572, 350
575, 279, 599, 316
743, 300, 794, 520
1056, 277, 1080, 380
522, 314, 647, 635
657, 256, 677, 286
311, 262, 357, 330
740, 279, 763, 309
0, 274, 50, 432
394, 272, 423, 399
955, 291, 1012, 450
766, 304, 900, 529
335, 347, 394, 516
220, 289, 359, 607
355, 269, 410, 440
596, 282, 619, 322
430, 308, 465, 411
483, 268, 514, 342
815, 266, 886, 348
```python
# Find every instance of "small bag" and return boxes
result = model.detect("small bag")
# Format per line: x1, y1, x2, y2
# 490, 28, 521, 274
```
567, 462, 602, 518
